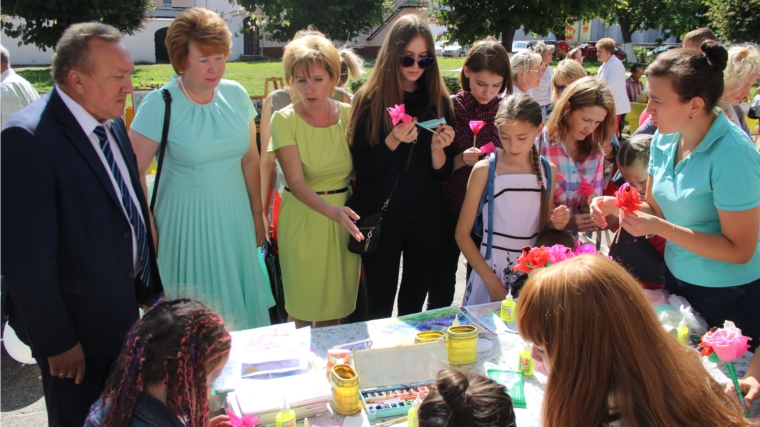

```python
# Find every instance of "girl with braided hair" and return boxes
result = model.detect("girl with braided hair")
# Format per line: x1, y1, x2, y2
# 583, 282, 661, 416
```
418, 367, 516, 427
84, 299, 233, 427
457, 94, 570, 305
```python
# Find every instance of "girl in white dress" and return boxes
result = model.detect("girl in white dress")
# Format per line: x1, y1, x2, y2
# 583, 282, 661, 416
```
456, 94, 570, 305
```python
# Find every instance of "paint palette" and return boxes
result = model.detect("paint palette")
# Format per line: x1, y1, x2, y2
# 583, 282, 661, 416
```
353, 341, 448, 420
360, 382, 434, 420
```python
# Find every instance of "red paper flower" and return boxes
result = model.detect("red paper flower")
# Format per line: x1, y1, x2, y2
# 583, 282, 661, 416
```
469, 120, 485, 135
513, 246, 551, 274
577, 177, 594, 198
613, 182, 642, 214
387, 104, 413, 125
480, 142, 496, 154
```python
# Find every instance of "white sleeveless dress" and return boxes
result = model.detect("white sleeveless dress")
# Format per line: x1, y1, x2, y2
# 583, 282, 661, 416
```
463, 171, 545, 306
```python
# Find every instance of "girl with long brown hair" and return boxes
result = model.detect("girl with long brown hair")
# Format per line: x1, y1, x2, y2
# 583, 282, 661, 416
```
433, 37, 512, 309
540, 76, 615, 233
517, 255, 750, 427
346, 15, 455, 319
456, 94, 569, 305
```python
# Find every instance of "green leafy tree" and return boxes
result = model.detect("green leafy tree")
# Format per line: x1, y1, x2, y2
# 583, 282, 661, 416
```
706, 0, 760, 43
1, 0, 154, 51
655, 0, 710, 40
600, 0, 664, 43
236, 0, 390, 42
431, 0, 610, 53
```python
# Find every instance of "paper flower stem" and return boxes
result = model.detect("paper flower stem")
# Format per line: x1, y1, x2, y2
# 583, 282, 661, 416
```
725, 361, 751, 418
416, 123, 437, 133
473, 134, 477, 148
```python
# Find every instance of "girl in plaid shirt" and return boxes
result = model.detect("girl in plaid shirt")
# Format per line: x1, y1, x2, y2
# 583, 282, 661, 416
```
431, 38, 512, 309
539, 77, 617, 234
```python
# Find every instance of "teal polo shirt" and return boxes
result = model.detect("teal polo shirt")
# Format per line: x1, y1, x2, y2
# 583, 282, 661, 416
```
648, 109, 760, 287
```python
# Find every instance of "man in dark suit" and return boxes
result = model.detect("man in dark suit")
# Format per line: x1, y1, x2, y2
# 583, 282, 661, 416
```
1, 23, 162, 427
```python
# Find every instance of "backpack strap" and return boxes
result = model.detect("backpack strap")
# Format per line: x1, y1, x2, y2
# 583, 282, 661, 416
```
540, 155, 552, 193
484, 152, 498, 261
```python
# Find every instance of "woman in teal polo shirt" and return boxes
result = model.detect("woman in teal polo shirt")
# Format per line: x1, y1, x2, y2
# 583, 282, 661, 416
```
591, 41, 760, 350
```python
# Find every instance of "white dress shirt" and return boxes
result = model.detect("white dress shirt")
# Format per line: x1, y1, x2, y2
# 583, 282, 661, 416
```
1, 68, 40, 129
533, 65, 554, 106
57, 86, 145, 272
597, 56, 631, 115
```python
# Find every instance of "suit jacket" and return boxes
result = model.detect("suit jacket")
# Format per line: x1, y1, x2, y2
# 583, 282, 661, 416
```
1, 87, 163, 359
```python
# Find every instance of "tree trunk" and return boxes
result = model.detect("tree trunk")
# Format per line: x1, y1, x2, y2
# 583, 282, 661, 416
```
553, 25, 566, 42
501, 27, 516, 53
619, 14, 633, 43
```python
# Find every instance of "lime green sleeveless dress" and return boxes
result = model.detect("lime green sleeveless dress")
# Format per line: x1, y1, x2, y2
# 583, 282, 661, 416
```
269, 102, 361, 321
131, 78, 274, 330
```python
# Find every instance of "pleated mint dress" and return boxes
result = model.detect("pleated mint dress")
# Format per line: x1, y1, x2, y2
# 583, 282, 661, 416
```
131, 78, 274, 330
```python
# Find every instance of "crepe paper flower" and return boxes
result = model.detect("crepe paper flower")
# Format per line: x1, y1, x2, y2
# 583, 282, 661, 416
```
698, 321, 752, 417
513, 246, 551, 275
574, 244, 599, 256
577, 177, 594, 198
417, 117, 447, 130
480, 142, 496, 154
470, 120, 485, 147
387, 104, 413, 126
546, 244, 575, 263
613, 182, 642, 214
225, 408, 260, 427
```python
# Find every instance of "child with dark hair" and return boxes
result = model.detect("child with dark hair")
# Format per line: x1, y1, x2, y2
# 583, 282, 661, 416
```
432, 37, 513, 310
534, 228, 576, 249
457, 94, 569, 305
84, 299, 233, 427
419, 367, 516, 427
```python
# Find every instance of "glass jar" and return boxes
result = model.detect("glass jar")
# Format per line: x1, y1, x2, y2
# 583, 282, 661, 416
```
329, 364, 362, 415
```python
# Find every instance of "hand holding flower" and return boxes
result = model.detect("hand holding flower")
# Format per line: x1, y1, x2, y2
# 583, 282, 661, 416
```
387, 104, 413, 125
613, 182, 642, 214
469, 120, 485, 147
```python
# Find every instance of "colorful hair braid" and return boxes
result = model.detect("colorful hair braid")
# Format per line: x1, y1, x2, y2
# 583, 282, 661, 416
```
99, 299, 231, 427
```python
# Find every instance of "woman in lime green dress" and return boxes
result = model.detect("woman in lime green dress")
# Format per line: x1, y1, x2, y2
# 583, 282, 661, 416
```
270, 32, 362, 327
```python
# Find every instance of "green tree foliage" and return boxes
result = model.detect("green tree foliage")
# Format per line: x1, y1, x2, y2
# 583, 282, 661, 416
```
599, 0, 663, 43
655, 0, 710, 40
706, 0, 760, 43
1, 0, 154, 51
236, 0, 390, 42
431, 0, 613, 52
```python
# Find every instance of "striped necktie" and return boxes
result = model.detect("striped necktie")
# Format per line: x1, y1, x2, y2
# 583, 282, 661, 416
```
93, 125, 151, 287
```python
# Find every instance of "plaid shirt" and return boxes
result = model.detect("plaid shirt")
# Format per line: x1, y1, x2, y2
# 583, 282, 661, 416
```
539, 128, 604, 214
626, 77, 643, 103
442, 91, 503, 214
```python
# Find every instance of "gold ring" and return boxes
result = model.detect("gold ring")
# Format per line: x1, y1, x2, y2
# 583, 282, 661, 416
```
58, 373, 65, 378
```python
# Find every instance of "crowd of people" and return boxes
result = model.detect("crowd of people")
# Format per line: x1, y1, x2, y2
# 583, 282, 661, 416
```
2, 6, 760, 427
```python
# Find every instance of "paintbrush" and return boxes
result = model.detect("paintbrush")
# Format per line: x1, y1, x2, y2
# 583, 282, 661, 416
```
373, 415, 408, 427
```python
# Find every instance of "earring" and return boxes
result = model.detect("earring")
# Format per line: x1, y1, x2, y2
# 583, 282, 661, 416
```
689, 115, 693, 120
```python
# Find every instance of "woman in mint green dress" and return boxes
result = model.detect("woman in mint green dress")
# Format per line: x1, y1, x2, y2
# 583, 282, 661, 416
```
129, 8, 273, 330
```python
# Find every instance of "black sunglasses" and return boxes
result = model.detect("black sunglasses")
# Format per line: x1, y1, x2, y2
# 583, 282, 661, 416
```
399, 55, 435, 69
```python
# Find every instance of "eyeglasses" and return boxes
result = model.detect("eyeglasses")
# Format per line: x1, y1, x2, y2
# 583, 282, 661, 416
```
527, 68, 541, 73
399, 56, 435, 69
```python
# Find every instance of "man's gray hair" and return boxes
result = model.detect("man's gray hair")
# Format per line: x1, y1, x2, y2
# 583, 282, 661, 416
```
0, 45, 9, 66
51, 23, 122, 86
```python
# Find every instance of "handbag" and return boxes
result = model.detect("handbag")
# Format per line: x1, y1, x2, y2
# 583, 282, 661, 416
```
348, 143, 415, 256
262, 239, 288, 324
149, 89, 172, 212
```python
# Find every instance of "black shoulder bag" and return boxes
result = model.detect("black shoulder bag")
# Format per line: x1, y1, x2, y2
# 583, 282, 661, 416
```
348, 143, 415, 256
149, 89, 172, 212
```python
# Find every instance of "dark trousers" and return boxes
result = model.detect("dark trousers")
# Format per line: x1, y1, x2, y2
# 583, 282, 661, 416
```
36, 355, 115, 427
362, 219, 446, 320
665, 267, 760, 352
427, 211, 461, 310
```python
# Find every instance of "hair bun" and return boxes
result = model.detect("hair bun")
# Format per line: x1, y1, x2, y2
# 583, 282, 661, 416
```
437, 368, 470, 413
701, 40, 728, 72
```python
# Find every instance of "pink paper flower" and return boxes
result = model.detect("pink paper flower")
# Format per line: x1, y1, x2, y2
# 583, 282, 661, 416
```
226, 409, 260, 427
577, 177, 594, 198
700, 321, 752, 362
613, 182, 642, 214
574, 244, 598, 255
387, 104, 413, 125
469, 120, 485, 135
546, 244, 575, 263
480, 142, 496, 154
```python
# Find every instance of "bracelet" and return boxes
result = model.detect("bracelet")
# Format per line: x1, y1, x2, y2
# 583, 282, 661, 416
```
667, 222, 676, 242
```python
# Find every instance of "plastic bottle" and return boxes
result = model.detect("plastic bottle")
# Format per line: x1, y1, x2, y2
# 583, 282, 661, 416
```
275, 398, 296, 427
407, 393, 422, 427
677, 316, 690, 344
500, 289, 516, 323
518, 345, 535, 377
451, 314, 460, 327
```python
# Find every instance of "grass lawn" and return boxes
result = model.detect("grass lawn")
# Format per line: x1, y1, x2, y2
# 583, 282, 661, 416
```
17, 58, 757, 99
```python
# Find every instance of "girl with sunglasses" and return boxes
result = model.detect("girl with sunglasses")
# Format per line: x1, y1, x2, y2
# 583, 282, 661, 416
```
346, 15, 456, 320
431, 37, 512, 309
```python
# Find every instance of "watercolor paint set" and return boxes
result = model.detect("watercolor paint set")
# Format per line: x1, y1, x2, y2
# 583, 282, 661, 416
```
353, 340, 449, 420
360, 382, 434, 418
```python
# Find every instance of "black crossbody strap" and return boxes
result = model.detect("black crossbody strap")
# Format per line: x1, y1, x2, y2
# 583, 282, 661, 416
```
380, 141, 416, 213
149, 89, 172, 213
